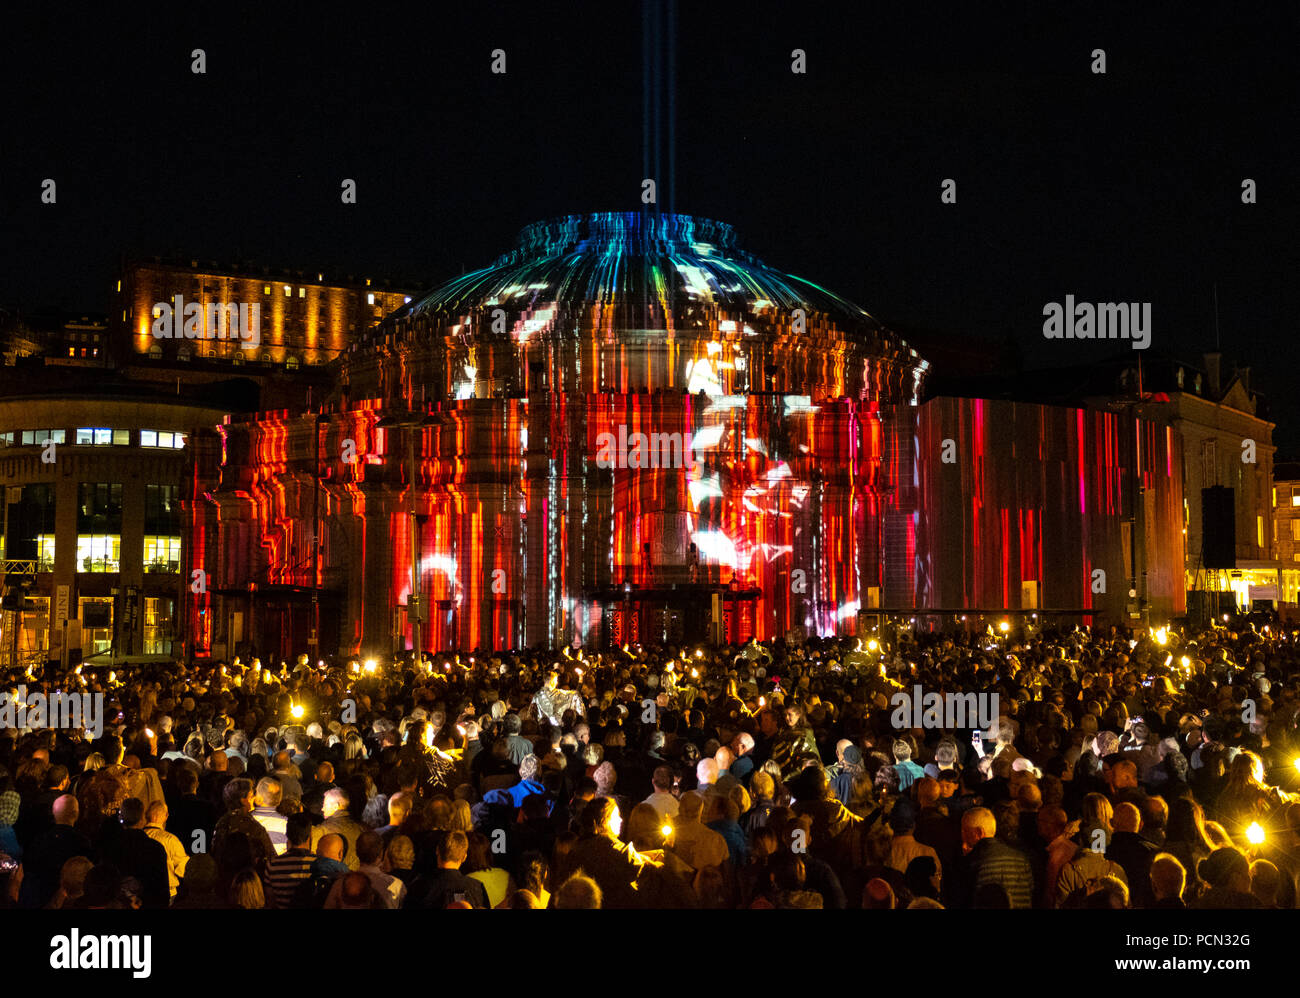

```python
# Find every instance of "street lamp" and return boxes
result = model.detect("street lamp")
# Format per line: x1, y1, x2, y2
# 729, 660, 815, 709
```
377, 410, 439, 661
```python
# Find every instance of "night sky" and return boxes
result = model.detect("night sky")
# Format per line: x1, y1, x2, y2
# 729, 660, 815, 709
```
2, 4, 1297, 448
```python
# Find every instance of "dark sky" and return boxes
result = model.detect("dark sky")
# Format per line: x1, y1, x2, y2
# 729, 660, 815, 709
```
2, 4, 1297, 448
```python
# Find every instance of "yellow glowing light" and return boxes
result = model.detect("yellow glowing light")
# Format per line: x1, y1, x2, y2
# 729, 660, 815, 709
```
866, 639, 879, 652
1180, 656, 1190, 669
1247, 822, 1266, 845
575, 667, 583, 677
456, 724, 466, 735
1153, 628, 1168, 646
695, 649, 703, 658
363, 659, 378, 673
665, 661, 673, 671
290, 704, 305, 720
691, 669, 699, 678
661, 824, 673, 837
109, 671, 116, 683
999, 621, 1010, 633
423, 726, 435, 749
758, 696, 765, 707
144, 728, 154, 738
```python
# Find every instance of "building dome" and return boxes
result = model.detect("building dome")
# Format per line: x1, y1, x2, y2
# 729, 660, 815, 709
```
345, 212, 927, 403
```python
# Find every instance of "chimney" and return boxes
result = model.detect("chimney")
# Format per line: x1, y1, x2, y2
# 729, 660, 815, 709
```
1203, 352, 1222, 397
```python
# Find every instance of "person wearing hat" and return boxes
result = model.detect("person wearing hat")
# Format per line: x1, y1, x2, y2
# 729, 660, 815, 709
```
830, 744, 865, 807
1192, 846, 1261, 908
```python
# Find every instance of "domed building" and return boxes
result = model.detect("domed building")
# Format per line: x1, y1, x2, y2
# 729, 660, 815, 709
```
188, 212, 931, 659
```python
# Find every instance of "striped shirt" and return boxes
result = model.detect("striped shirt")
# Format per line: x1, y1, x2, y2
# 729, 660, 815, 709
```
265, 848, 315, 908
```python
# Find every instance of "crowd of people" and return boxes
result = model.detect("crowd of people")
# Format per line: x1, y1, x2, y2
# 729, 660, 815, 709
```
2, 617, 1299, 910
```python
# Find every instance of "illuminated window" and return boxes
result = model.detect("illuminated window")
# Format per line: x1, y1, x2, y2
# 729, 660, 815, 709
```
264, 285, 271, 294
76, 428, 109, 446
79, 597, 114, 653
1292, 492, 1300, 507
76, 535, 121, 573
20, 430, 65, 446
0, 433, 12, 447
140, 430, 185, 449
68, 347, 75, 357
367, 293, 375, 305
1258, 515, 1265, 548
1291, 520, 1299, 542
144, 596, 174, 655
149, 344, 163, 360
299, 287, 305, 298
286, 356, 300, 370
144, 536, 181, 572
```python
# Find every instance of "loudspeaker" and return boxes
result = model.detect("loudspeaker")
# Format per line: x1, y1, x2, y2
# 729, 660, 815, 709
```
1202, 486, 1236, 569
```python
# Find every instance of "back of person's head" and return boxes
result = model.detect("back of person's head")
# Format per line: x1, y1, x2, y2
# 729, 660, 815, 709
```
555, 873, 602, 909
317, 833, 345, 862
750, 771, 775, 801
508, 889, 543, 908
223, 778, 253, 811
1113, 802, 1141, 834
145, 800, 167, 827
1250, 858, 1282, 906
464, 831, 493, 873
1150, 852, 1186, 901
339, 871, 374, 908
174, 766, 199, 795
255, 777, 282, 808
387, 835, 415, 870
863, 876, 896, 909
119, 797, 145, 828
355, 830, 383, 867
581, 796, 619, 837
891, 739, 912, 763
1199, 846, 1251, 891
230, 868, 266, 909
438, 830, 469, 866
678, 790, 704, 822
504, 713, 522, 735
594, 761, 617, 794
1084, 876, 1129, 909
962, 806, 996, 843
652, 765, 673, 791
286, 811, 313, 848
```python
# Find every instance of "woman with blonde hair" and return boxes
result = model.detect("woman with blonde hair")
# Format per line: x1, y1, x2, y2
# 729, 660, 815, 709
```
1216, 750, 1291, 842
46, 856, 94, 909
448, 798, 474, 834
230, 868, 267, 909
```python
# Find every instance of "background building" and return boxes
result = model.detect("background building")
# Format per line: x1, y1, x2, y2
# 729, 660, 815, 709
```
189, 212, 1189, 661
114, 258, 418, 368
0, 369, 233, 666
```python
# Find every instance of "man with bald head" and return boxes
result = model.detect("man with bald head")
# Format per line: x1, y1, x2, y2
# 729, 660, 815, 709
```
18, 793, 91, 908
957, 805, 1034, 909
1107, 801, 1158, 907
